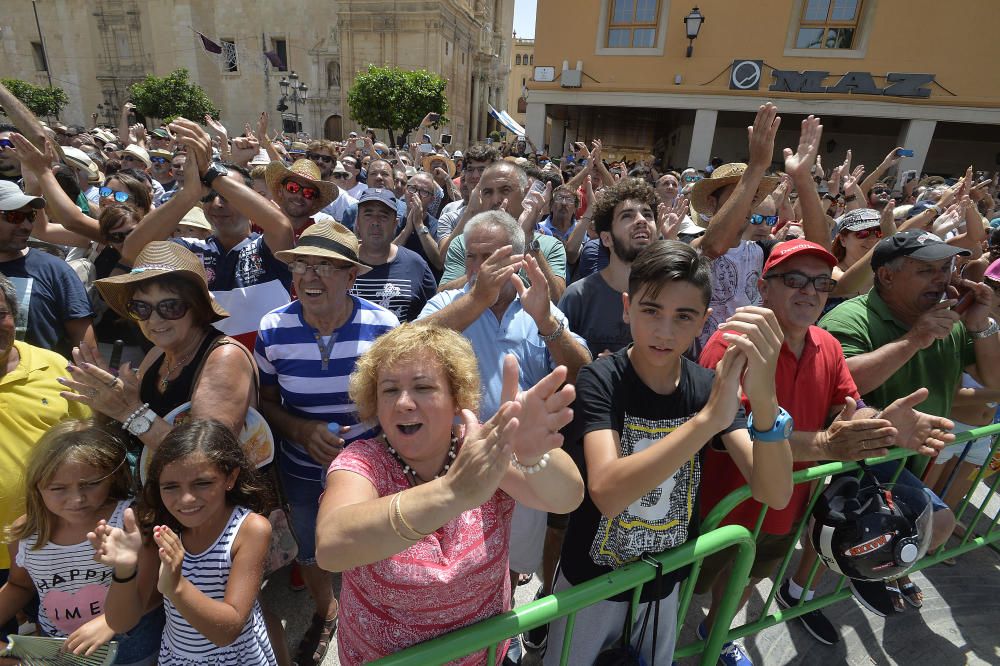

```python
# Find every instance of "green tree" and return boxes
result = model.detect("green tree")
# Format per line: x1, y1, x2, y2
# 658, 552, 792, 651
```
0, 79, 69, 119
129, 68, 219, 123
347, 65, 448, 144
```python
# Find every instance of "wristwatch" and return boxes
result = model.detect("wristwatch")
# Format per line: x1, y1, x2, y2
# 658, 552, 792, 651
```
747, 407, 794, 442
201, 163, 229, 188
970, 317, 999, 339
417, 225, 430, 235
126, 406, 155, 437
529, 237, 541, 253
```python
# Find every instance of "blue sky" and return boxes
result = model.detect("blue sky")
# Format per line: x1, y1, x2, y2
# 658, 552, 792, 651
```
514, 0, 537, 38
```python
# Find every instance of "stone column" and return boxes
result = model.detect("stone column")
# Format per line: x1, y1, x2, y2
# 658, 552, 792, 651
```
470, 73, 482, 143
686, 109, 718, 170
526, 102, 547, 150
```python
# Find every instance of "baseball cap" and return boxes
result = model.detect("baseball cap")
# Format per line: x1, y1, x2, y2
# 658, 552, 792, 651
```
870, 229, 970, 270
331, 161, 349, 176
357, 187, 397, 213
837, 208, 881, 233
0, 181, 45, 211
763, 240, 837, 276
906, 201, 940, 219
150, 128, 171, 140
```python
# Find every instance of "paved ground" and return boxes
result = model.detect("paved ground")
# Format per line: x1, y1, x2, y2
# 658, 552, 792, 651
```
261, 485, 1000, 665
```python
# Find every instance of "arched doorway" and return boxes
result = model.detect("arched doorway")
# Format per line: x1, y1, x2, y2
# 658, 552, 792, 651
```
324, 115, 343, 140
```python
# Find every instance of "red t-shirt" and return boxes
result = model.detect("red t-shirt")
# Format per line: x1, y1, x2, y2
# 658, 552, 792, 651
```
697, 326, 860, 535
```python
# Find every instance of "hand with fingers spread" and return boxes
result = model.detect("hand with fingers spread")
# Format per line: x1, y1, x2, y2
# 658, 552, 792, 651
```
59, 342, 142, 422
782, 115, 822, 184
822, 396, 897, 460
7, 132, 59, 175
657, 197, 687, 240
89, 507, 142, 576
471, 245, 523, 305
153, 525, 186, 599
880, 388, 955, 456
519, 181, 551, 234
513, 254, 552, 327
446, 401, 521, 508
204, 114, 228, 143
747, 103, 781, 170
500, 354, 575, 464
716, 306, 784, 410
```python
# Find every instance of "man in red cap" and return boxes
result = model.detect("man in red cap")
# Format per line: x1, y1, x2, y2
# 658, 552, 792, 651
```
693, 240, 955, 662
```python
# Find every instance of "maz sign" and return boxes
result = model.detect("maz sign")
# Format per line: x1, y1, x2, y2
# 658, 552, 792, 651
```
729, 62, 934, 98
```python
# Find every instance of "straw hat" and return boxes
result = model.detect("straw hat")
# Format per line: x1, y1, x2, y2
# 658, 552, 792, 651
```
274, 220, 371, 274
264, 159, 339, 212
95, 241, 229, 322
61, 147, 102, 183
178, 206, 213, 232
421, 153, 456, 178
120, 144, 152, 169
688, 163, 780, 227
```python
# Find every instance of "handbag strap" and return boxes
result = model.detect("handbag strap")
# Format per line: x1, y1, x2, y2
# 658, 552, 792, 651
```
190, 334, 261, 408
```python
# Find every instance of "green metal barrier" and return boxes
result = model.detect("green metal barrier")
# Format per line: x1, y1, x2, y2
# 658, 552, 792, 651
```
372, 422, 1000, 665
373, 525, 756, 666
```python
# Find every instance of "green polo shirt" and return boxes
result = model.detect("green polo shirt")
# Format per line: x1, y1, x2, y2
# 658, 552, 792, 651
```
819, 289, 975, 418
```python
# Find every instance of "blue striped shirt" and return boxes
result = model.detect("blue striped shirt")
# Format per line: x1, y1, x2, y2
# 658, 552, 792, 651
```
160, 507, 276, 665
255, 296, 399, 479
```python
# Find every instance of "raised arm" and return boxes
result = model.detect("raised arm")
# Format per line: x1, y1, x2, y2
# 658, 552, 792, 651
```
0, 81, 47, 148
783, 115, 829, 251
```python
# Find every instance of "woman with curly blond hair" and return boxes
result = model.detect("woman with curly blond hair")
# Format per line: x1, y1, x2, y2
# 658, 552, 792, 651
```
315, 323, 584, 665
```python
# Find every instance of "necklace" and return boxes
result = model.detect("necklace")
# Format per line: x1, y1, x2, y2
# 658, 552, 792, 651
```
159, 333, 206, 391
382, 432, 458, 485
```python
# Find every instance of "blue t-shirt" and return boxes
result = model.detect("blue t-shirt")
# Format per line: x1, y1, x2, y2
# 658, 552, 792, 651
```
173, 233, 291, 292
1, 249, 93, 353
572, 238, 610, 283
254, 297, 399, 481
350, 247, 437, 323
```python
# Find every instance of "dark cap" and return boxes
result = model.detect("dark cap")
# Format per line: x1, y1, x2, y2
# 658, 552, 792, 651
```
357, 187, 397, 213
150, 128, 171, 139
871, 229, 970, 270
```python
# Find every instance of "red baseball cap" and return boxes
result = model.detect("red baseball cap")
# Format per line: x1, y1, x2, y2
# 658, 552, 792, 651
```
763, 240, 837, 275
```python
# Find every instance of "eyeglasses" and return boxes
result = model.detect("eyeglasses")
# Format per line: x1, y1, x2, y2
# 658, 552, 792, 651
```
106, 228, 133, 244
749, 214, 778, 226
306, 152, 335, 164
553, 196, 576, 204
288, 259, 353, 277
283, 180, 319, 200
766, 271, 838, 293
852, 228, 884, 240
406, 184, 434, 198
332, 173, 350, 180
1, 210, 37, 225
121, 156, 145, 166
150, 156, 169, 165
125, 298, 190, 321
99, 187, 131, 203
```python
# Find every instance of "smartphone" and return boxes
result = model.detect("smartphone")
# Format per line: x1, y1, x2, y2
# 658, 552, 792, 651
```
440, 133, 452, 146
418, 143, 434, 154
427, 113, 441, 123
109, 340, 124, 376
354, 139, 364, 149
486, 138, 493, 145
896, 149, 914, 158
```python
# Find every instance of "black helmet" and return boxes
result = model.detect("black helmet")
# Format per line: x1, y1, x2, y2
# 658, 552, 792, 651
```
810, 476, 933, 581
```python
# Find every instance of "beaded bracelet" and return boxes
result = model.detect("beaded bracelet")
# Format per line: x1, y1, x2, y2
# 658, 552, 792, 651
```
511, 452, 551, 475
388, 492, 420, 542
121, 403, 151, 431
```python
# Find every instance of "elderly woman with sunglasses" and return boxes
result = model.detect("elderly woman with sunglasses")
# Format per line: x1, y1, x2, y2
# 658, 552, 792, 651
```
57, 241, 257, 456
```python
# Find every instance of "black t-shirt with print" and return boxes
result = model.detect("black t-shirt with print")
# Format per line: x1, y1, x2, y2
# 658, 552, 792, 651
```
560, 346, 745, 602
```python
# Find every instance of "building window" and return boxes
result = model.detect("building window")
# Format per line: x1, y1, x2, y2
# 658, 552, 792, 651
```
221, 39, 238, 72
529, 54, 534, 65
607, 0, 659, 48
515, 54, 522, 65
31, 41, 47, 72
795, 0, 863, 49
446, 41, 450, 56
271, 38, 288, 71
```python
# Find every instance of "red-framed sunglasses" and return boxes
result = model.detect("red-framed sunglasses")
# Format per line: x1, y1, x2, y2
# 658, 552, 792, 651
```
283, 179, 320, 200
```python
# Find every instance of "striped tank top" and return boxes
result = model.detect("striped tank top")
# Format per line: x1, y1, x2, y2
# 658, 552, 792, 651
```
159, 506, 276, 665
17, 500, 130, 637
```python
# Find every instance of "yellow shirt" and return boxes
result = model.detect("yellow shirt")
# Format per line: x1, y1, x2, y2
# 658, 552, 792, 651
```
0, 342, 90, 569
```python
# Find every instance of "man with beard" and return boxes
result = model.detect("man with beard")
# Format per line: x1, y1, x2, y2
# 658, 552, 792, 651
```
558, 178, 655, 358
308, 139, 359, 228
122, 118, 295, 347
265, 158, 341, 238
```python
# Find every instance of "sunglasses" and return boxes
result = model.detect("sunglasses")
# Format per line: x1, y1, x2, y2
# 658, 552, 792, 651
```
106, 229, 133, 244
683, 175, 701, 183
306, 152, 335, 164
872, 189, 890, 195
125, 298, 189, 321
0, 139, 14, 149
150, 156, 169, 165
332, 173, 350, 180
283, 180, 319, 200
750, 213, 779, 226
852, 228, 884, 240
99, 187, 131, 203
1, 209, 37, 224
766, 271, 838, 293
288, 259, 353, 277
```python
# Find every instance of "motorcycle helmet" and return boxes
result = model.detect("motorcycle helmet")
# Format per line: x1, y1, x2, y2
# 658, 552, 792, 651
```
810, 475, 933, 581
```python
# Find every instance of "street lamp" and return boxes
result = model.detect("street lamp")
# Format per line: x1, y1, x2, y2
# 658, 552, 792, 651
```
684, 7, 705, 58
277, 71, 308, 134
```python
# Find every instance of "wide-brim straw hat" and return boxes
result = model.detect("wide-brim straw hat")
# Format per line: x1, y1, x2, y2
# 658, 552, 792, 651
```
274, 220, 371, 275
688, 163, 780, 227
95, 241, 229, 322
422, 153, 456, 178
264, 159, 339, 213
178, 206, 213, 232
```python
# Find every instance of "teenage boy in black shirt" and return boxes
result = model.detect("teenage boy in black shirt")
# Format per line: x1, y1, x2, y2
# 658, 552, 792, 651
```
544, 240, 793, 665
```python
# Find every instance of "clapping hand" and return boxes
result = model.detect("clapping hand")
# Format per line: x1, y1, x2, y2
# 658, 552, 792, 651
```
717, 306, 784, 410
89, 507, 142, 575
501, 354, 575, 465
747, 103, 781, 169
880, 388, 955, 456
657, 196, 688, 240
153, 525, 185, 599
782, 115, 822, 184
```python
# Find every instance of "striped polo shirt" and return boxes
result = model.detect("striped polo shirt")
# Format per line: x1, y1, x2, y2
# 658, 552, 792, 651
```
254, 296, 399, 480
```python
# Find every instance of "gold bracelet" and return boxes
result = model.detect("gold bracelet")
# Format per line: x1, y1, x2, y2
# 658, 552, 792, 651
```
388, 492, 419, 542
396, 491, 434, 538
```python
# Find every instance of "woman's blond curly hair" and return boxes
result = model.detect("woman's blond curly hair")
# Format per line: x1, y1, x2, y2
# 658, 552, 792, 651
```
349, 323, 481, 422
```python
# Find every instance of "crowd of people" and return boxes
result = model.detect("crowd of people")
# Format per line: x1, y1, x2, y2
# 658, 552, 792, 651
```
1, 74, 1000, 666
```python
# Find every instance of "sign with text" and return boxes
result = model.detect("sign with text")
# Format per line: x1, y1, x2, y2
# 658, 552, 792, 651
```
729, 62, 935, 98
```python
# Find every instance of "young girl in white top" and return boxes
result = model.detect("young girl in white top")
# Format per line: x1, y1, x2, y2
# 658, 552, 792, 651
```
90, 419, 276, 665
0, 420, 163, 665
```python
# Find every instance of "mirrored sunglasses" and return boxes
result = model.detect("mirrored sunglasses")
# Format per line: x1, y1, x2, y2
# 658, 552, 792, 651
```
283, 179, 320, 200
750, 213, 778, 226
1, 209, 37, 224
99, 187, 131, 203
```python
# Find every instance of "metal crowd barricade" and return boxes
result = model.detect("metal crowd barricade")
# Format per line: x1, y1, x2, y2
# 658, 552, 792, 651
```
372, 422, 1000, 665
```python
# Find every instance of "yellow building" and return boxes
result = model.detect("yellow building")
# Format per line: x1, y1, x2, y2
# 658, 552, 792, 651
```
507, 36, 535, 128
0, 0, 514, 147
527, 0, 1000, 176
